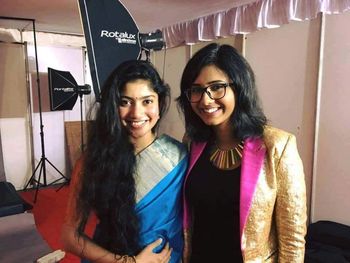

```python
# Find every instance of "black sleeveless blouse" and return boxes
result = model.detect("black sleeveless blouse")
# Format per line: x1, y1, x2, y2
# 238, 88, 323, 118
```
185, 143, 243, 262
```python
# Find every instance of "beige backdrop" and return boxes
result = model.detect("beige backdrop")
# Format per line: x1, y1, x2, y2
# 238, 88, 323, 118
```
0, 42, 27, 118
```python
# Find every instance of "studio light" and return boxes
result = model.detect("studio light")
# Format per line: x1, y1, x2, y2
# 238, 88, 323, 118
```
48, 67, 91, 174
139, 29, 164, 52
78, 0, 166, 102
48, 68, 91, 111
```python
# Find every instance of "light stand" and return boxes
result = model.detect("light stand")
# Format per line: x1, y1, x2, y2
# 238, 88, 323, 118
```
56, 85, 90, 192
20, 19, 69, 203
75, 85, 91, 154
79, 94, 84, 152
75, 85, 92, 153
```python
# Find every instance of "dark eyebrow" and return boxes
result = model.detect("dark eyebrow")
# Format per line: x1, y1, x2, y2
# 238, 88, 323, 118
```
191, 80, 227, 86
121, 95, 156, 100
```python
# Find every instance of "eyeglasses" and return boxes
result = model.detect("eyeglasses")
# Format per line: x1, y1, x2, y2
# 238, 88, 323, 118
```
185, 82, 233, 103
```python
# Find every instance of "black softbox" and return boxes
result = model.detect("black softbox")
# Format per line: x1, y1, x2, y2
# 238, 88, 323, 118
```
78, 0, 164, 102
48, 67, 91, 111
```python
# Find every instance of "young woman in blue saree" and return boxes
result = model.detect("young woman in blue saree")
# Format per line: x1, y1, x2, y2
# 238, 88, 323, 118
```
61, 60, 188, 263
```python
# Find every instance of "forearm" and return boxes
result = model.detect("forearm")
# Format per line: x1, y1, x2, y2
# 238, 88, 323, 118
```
61, 224, 127, 263
276, 135, 307, 262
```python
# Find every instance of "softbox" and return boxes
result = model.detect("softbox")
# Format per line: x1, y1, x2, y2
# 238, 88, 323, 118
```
78, 0, 164, 102
48, 67, 91, 111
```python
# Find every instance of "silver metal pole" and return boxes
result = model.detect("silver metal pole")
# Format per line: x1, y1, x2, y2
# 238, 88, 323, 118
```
310, 12, 326, 223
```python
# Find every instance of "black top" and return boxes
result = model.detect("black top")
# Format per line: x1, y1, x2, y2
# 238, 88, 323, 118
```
185, 143, 243, 263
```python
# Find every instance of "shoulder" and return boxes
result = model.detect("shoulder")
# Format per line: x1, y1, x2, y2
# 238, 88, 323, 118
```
156, 134, 188, 159
159, 134, 187, 149
263, 125, 294, 141
262, 125, 296, 153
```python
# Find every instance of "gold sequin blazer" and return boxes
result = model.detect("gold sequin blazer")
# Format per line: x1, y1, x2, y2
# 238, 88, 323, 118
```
182, 126, 307, 262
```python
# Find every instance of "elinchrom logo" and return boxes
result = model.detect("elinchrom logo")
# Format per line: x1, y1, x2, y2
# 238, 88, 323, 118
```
100, 30, 137, 44
54, 87, 74, 92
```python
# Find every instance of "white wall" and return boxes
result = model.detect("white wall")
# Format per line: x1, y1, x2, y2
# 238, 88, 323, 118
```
245, 17, 321, 223
311, 12, 350, 225
245, 11, 350, 225
153, 45, 189, 141
0, 118, 32, 188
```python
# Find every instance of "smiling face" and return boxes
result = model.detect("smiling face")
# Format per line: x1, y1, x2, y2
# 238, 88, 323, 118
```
190, 65, 236, 131
118, 79, 160, 148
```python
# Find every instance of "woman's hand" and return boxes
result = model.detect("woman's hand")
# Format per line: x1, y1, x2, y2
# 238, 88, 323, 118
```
135, 238, 172, 263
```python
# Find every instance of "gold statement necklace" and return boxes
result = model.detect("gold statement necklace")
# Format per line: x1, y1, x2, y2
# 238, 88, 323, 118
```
209, 141, 244, 170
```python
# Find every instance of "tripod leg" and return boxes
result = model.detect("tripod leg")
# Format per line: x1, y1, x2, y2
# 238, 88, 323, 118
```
24, 158, 43, 190
45, 158, 69, 180
56, 180, 68, 192
34, 162, 44, 203
45, 157, 70, 191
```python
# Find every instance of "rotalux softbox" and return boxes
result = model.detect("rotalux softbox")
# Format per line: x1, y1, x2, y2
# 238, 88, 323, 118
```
78, 0, 142, 102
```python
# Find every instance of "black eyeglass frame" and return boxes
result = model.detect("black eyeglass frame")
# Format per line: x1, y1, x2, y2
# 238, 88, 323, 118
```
185, 82, 234, 103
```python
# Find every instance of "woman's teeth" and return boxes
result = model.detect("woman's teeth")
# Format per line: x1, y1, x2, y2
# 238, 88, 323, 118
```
130, 120, 146, 127
203, 108, 219, 113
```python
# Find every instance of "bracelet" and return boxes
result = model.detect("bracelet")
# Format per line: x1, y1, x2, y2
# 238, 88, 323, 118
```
115, 254, 136, 263
114, 254, 123, 263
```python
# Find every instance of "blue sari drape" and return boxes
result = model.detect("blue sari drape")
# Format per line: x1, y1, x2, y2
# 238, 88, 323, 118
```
83, 135, 188, 263
135, 134, 188, 263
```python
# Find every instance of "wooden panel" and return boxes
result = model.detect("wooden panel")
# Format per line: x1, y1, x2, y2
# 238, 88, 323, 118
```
64, 121, 87, 172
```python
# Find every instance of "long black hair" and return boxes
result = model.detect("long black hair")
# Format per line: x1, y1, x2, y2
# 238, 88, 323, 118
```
177, 43, 267, 141
76, 60, 170, 255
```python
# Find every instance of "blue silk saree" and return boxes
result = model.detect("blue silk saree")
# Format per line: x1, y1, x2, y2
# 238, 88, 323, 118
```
84, 134, 188, 263
135, 134, 188, 262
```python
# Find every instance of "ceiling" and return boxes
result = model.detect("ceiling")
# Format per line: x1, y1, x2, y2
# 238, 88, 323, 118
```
0, 0, 257, 35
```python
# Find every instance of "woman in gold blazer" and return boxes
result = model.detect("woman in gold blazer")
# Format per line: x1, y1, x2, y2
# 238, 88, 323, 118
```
177, 43, 307, 262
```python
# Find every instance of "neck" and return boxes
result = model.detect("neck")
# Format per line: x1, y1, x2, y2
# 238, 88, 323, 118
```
131, 133, 156, 154
212, 124, 238, 150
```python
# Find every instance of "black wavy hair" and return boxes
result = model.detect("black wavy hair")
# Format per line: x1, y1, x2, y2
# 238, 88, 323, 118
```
76, 60, 170, 255
177, 43, 267, 141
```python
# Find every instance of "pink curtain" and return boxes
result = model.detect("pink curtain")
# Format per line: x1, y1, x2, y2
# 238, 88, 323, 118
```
163, 0, 350, 48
